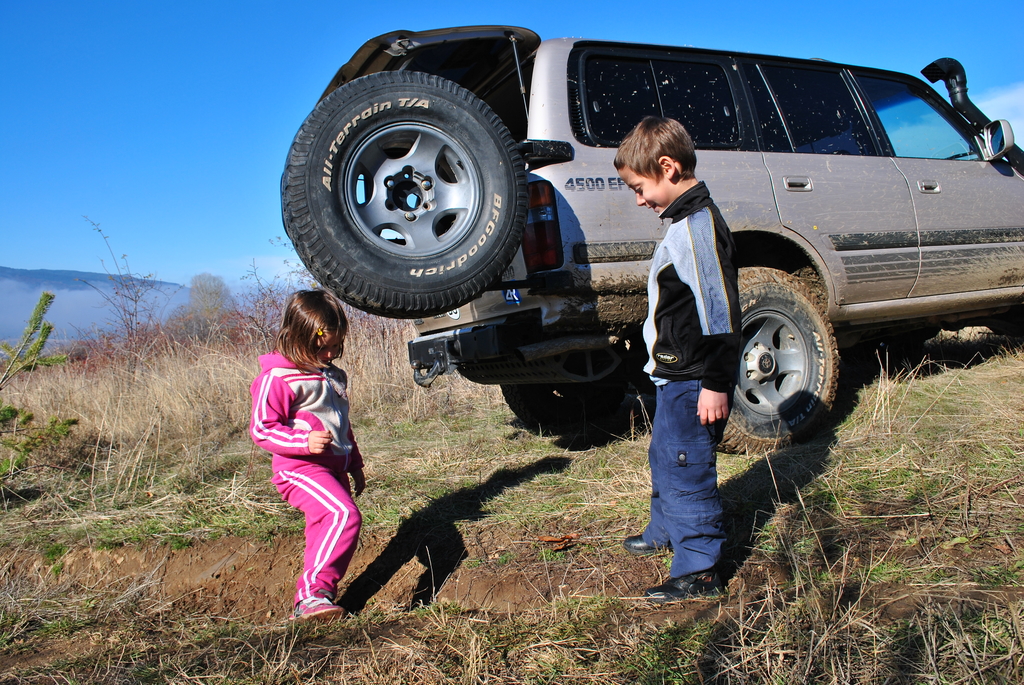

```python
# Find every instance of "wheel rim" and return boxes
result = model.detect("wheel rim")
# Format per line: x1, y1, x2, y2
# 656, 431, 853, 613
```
343, 123, 482, 257
737, 308, 812, 418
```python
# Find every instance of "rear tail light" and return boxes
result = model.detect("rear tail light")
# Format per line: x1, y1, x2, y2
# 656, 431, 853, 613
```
522, 180, 563, 273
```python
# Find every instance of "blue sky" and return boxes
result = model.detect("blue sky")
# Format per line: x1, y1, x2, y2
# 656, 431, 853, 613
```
2, 0, 1023, 291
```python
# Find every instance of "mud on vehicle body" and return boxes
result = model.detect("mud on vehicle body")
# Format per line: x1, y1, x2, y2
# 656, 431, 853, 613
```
282, 26, 1024, 452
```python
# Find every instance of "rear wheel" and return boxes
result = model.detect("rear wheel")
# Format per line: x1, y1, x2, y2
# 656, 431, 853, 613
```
501, 383, 627, 430
721, 268, 839, 453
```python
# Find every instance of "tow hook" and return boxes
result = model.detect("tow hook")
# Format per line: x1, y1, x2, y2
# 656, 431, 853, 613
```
412, 359, 444, 388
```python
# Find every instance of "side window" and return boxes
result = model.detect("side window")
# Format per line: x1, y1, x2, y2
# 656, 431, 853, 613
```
653, 60, 739, 148
583, 58, 658, 144
759, 65, 876, 155
745, 65, 791, 152
857, 76, 980, 161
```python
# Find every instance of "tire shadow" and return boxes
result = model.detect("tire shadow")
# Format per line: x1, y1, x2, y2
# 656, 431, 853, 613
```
0, 486, 43, 508
337, 455, 572, 613
718, 329, 1023, 580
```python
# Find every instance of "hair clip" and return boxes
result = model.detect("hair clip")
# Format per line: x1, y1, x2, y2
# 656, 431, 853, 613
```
316, 329, 324, 337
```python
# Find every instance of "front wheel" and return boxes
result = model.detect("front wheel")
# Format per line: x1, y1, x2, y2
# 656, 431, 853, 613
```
721, 268, 839, 453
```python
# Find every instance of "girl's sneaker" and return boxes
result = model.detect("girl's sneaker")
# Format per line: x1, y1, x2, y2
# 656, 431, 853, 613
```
291, 594, 346, 622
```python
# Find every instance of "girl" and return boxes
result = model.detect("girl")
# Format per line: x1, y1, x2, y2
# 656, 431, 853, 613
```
249, 290, 366, 621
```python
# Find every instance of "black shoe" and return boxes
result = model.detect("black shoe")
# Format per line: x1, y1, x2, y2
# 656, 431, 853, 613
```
622, 535, 669, 556
644, 571, 723, 603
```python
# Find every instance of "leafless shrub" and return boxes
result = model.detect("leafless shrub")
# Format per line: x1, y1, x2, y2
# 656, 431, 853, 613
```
77, 219, 181, 371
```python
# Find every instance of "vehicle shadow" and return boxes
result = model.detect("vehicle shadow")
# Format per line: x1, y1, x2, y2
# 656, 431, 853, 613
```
717, 421, 836, 580
848, 329, 1024, 380
545, 391, 656, 451
336, 455, 572, 613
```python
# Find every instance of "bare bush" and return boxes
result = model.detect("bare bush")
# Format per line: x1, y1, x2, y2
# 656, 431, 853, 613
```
166, 272, 237, 343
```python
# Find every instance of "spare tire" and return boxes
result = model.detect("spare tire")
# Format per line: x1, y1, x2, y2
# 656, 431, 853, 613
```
282, 71, 527, 318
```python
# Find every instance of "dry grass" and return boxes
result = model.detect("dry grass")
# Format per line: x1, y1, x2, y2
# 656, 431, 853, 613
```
2, 325, 1024, 683
0, 311, 499, 545
4, 311, 485, 459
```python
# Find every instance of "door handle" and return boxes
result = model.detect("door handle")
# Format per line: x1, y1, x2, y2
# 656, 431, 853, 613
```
784, 176, 813, 192
917, 179, 941, 194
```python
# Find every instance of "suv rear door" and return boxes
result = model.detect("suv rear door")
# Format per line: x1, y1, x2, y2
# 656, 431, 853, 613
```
854, 73, 1024, 298
748, 62, 921, 306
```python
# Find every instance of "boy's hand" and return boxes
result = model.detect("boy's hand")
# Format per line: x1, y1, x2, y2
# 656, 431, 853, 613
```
697, 389, 730, 426
307, 430, 332, 454
351, 468, 366, 496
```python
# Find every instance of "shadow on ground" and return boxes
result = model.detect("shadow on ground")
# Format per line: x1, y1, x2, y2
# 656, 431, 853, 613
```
718, 330, 1023, 581
343, 330, 1021, 610
520, 330, 1023, 584
337, 455, 572, 613
0, 486, 43, 508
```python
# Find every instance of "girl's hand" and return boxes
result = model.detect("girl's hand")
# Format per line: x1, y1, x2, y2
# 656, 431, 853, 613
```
307, 430, 332, 454
351, 468, 366, 496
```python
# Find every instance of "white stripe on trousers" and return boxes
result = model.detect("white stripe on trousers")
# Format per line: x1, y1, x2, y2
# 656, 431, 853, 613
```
278, 469, 351, 600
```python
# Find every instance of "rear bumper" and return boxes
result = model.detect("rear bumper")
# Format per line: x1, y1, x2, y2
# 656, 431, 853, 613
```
408, 325, 625, 387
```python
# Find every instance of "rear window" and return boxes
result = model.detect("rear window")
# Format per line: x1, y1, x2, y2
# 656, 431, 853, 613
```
744, 64, 793, 152
579, 55, 739, 149
583, 58, 658, 143
391, 38, 532, 141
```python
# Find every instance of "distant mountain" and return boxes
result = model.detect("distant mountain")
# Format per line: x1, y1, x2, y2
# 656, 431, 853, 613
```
0, 266, 185, 340
0, 266, 179, 291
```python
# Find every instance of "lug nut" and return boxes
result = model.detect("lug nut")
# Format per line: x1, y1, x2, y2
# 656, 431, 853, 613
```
422, 179, 433, 190
404, 212, 416, 221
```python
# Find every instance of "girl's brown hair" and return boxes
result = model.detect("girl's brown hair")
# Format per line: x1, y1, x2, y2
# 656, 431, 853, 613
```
275, 290, 349, 370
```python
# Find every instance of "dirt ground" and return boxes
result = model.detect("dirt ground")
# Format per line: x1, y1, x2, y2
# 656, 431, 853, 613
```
2, 527, 698, 673
11, 524, 1023, 613
9, 528, 676, 622
6, 522, 1024, 678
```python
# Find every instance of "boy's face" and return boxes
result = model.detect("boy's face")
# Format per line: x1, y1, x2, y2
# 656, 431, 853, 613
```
619, 156, 689, 214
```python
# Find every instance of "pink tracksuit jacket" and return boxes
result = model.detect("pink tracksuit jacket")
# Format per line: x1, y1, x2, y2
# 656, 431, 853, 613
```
250, 352, 363, 605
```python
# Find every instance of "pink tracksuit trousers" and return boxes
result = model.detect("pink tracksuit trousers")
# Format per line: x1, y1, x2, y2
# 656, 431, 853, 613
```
271, 455, 362, 604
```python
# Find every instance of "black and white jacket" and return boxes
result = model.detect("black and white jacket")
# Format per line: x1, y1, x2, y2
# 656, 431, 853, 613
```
642, 181, 741, 393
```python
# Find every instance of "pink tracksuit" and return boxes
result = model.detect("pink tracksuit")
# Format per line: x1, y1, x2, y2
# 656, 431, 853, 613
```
249, 352, 363, 605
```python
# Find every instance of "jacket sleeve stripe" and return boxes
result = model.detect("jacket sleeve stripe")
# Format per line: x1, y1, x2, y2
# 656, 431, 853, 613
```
252, 374, 308, 448
688, 209, 735, 336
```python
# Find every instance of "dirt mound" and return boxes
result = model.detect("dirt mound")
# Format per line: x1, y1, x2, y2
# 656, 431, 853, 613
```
14, 526, 1021, 628
9, 527, 670, 622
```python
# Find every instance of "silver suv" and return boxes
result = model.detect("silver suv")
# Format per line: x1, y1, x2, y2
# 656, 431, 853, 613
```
281, 26, 1024, 451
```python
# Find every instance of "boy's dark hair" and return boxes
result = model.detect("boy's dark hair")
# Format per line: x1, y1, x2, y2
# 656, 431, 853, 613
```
276, 289, 349, 370
614, 116, 697, 180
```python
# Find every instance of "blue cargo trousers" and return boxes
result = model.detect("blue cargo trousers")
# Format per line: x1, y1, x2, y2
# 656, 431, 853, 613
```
642, 379, 728, 578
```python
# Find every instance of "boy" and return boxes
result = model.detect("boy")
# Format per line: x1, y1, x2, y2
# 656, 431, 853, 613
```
614, 116, 741, 602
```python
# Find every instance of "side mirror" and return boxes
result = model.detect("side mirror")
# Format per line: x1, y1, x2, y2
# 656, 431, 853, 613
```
981, 119, 1014, 160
